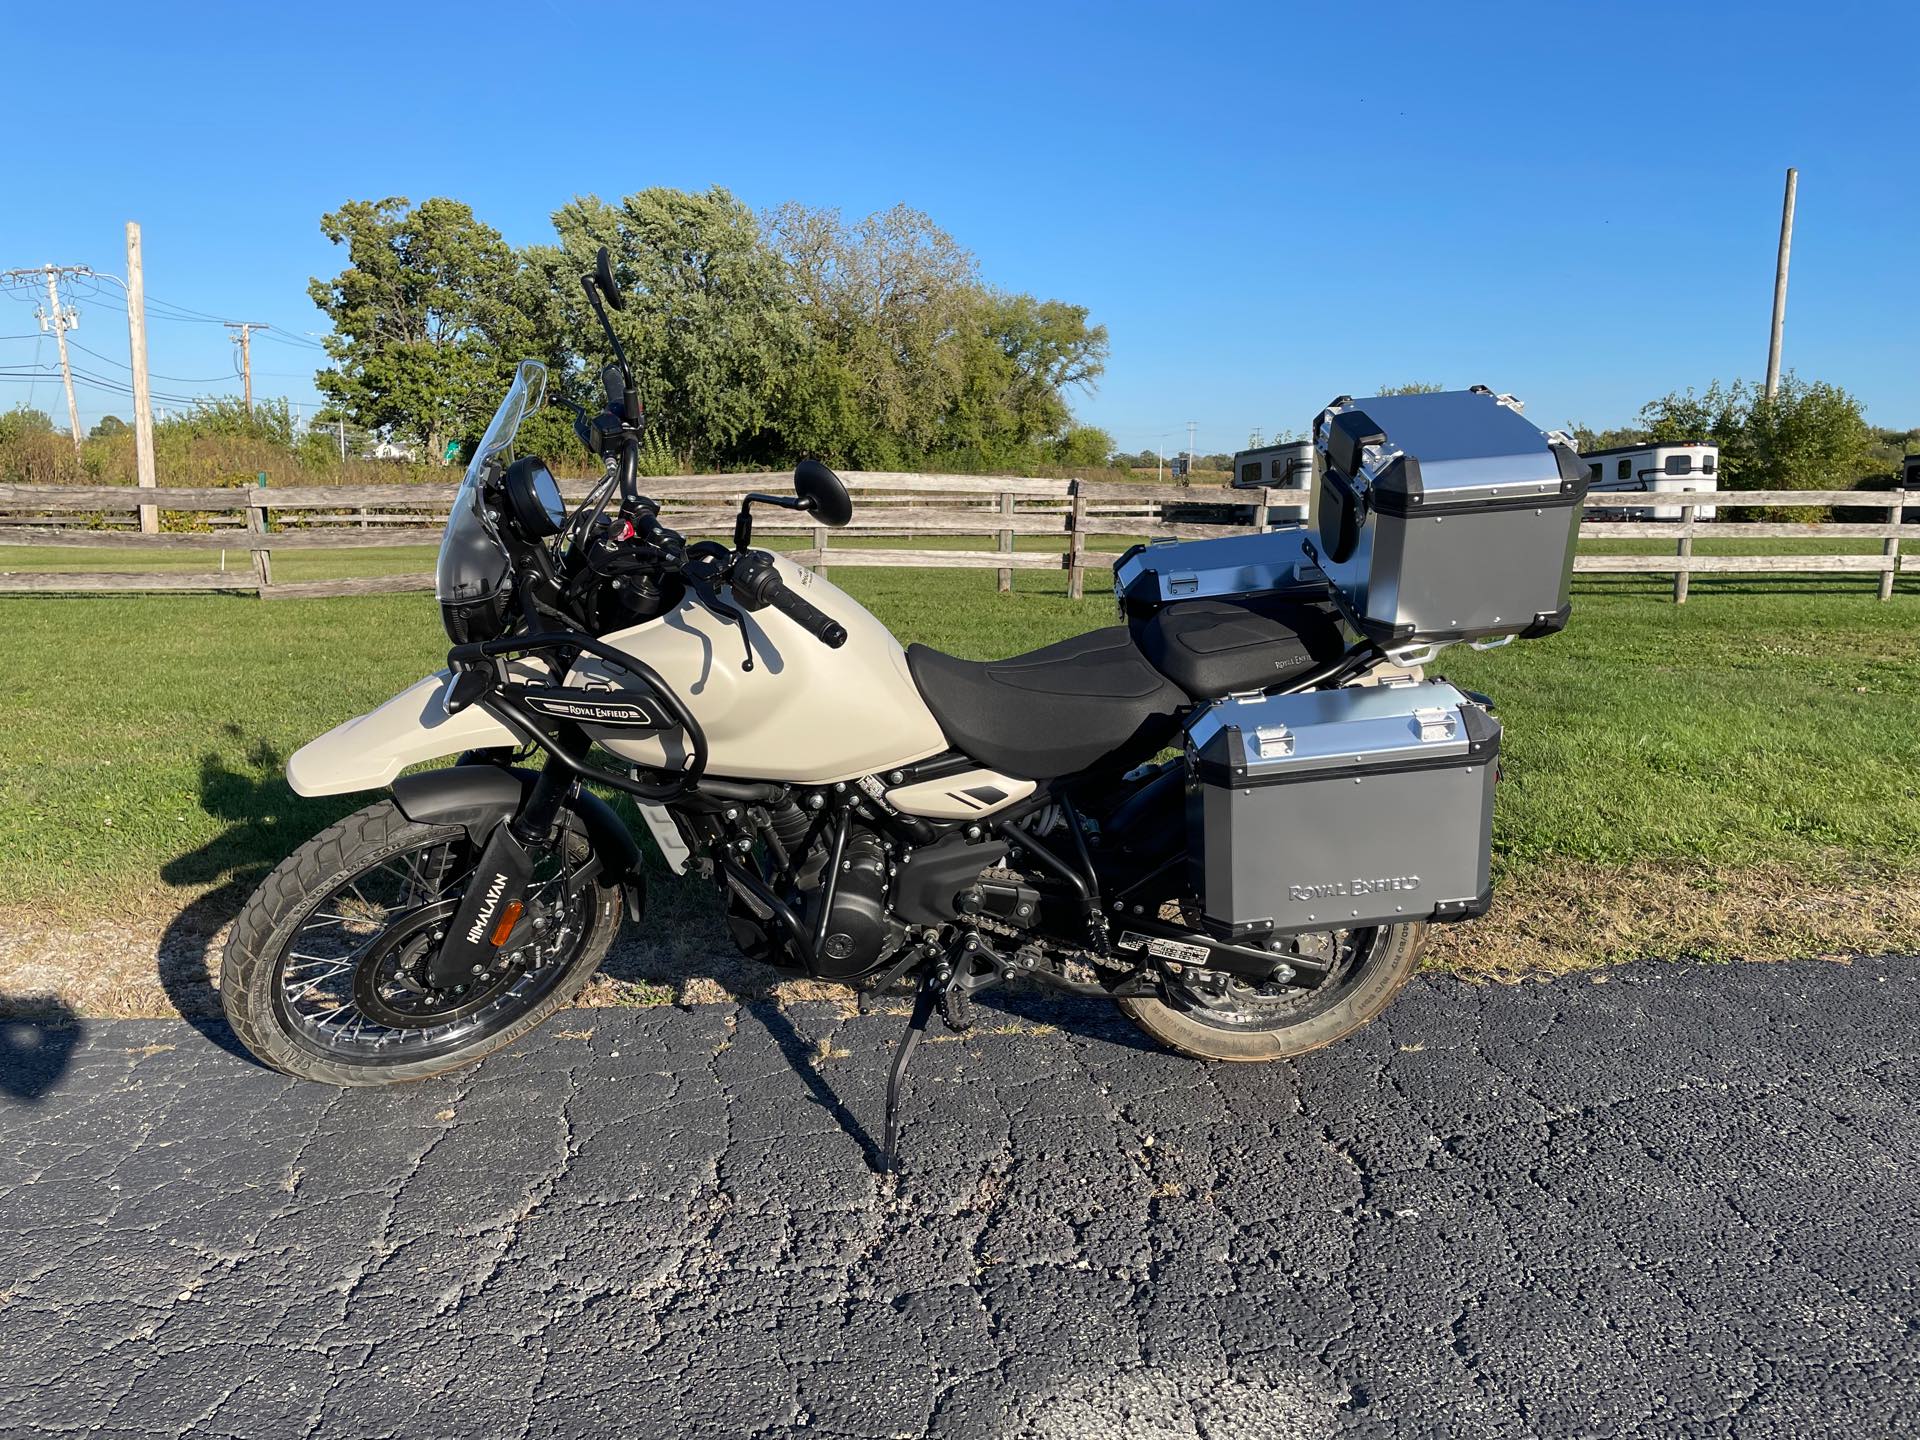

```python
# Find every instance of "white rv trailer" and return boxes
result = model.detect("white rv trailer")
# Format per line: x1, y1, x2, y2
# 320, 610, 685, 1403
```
1230, 439, 1314, 524
1580, 441, 1720, 520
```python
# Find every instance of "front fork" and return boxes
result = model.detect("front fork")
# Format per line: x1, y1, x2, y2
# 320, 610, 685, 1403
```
425, 762, 575, 990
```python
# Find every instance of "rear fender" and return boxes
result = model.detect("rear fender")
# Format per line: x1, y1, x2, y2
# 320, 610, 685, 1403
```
393, 764, 646, 923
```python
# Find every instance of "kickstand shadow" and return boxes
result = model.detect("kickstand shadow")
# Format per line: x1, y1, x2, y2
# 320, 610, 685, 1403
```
747, 1000, 885, 1172
156, 730, 356, 1066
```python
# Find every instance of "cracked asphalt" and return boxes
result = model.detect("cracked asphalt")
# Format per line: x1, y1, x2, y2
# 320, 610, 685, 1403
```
2, 955, 1918, 1439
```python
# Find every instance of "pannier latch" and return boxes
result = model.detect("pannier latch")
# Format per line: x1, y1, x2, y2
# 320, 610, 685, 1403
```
1252, 724, 1295, 759
1413, 708, 1458, 742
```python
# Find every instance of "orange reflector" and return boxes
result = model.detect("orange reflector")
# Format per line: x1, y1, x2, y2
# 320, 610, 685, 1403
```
488, 900, 526, 947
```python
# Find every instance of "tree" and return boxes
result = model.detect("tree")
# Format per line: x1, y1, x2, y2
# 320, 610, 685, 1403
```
1566, 422, 1646, 454
1375, 381, 1446, 395
89, 415, 127, 440
768, 202, 982, 466
767, 203, 1108, 471
528, 188, 801, 469
1638, 374, 1871, 497
303, 189, 1112, 475
0, 406, 54, 443
1744, 376, 1873, 494
975, 293, 1107, 458
1049, 424, 1114, 468
309, 197, 526, 462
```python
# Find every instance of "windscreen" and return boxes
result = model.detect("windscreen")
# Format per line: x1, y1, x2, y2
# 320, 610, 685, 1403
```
434, 359, 547, 605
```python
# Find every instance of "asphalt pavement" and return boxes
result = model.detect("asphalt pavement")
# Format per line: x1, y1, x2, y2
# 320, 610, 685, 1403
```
2, 955, 1918, 1439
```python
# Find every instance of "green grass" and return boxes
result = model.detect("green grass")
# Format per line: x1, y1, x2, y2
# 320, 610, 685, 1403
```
2, 558, 1917, 921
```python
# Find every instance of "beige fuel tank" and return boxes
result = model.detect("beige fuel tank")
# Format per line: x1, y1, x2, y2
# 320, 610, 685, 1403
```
573, 554, 949, 784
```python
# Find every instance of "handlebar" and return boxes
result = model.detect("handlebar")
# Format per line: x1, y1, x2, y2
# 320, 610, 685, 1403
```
629, 506, 684, 563
763, 575, 849, 648
727, 549, 849, 648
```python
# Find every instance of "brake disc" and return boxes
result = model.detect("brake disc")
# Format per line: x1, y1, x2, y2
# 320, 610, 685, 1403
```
350, 899, 519, 1029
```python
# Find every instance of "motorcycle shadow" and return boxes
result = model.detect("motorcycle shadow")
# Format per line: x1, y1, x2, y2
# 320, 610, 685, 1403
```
157, 732, 357, 1066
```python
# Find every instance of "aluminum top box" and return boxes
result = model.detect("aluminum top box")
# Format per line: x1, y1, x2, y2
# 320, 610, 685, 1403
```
1310, 388, 1587, 648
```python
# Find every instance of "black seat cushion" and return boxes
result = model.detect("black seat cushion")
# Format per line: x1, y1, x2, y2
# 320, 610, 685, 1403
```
906, 628, 1186, 781
1132, 597, 1345, 700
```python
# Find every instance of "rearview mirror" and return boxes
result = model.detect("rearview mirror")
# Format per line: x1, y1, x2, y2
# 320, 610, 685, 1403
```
794, 459, 852, 528
594, 246, 624, 311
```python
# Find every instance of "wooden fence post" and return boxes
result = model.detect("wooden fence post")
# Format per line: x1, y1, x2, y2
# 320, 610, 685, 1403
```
813, 519, 828, 579
1066, 479, 1087, 600
1882, 493, 1904, 602
1673, 501, 1696, 604
996, 490, 1015, 593
247, 494, 274, 595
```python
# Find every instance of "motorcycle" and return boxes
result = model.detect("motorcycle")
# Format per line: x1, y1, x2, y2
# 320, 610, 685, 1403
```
222, 250, 1587, 1167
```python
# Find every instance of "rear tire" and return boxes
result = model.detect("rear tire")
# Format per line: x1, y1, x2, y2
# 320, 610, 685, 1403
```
1117, 922, 1426, 1062
220, 800, 619, 1086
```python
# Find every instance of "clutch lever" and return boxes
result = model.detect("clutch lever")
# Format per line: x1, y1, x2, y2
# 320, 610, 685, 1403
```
682, 548, 756, 673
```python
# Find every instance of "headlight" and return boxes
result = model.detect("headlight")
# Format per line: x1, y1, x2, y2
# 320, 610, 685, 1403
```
502, 456, 565, 538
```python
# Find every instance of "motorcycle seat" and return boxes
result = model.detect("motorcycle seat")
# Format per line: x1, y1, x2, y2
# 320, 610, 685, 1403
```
906, 628, 1186, 781
1130, 597, 1345, 700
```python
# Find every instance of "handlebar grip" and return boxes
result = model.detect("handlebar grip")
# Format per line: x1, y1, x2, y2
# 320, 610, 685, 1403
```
764, 577, 848, 648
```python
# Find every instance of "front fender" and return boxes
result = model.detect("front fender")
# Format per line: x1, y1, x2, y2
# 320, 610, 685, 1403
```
286, 672, 520, 797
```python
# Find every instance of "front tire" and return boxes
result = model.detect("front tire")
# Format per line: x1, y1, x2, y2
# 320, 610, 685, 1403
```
220, 800, 619, 1085
1117, 922, 1426, 1062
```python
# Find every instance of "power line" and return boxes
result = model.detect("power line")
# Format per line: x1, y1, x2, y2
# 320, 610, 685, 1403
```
65, 337, 231, 383
2, 362, 207, 407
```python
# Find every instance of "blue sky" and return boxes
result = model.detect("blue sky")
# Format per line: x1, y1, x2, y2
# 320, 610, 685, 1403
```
5, 0, 1915, 452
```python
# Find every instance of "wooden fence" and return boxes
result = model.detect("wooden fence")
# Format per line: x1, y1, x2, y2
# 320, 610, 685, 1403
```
0, 475, 1910, 603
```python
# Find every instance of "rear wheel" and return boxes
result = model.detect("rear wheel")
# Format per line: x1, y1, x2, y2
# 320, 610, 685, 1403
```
1116, 922, 1426, 1061
220, 801, 620, 1085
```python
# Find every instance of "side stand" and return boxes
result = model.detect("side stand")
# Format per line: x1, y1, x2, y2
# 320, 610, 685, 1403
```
880, 971, 940, 1175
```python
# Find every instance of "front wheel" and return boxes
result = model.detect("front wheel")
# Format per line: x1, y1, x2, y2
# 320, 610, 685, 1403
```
1116, 923, 1426, 1062
220, 800, 620, 1085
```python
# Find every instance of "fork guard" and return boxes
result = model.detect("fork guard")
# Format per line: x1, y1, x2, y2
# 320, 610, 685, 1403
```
393, 764, 645, 924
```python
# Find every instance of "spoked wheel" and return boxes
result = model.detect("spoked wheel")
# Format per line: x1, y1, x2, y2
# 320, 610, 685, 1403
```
1116, 922, 1426, 1062
221, 801, 620, 1085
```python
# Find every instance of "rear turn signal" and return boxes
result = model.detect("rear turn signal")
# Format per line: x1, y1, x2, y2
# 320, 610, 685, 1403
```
488, 900, 526, 947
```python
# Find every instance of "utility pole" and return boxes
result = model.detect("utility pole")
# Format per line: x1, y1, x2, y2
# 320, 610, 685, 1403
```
1765, 167, 1798, 402
226, 321, 268, 413
35, 268, 84, 457
1186, 420, 1197, 476
125, 223, 158, 533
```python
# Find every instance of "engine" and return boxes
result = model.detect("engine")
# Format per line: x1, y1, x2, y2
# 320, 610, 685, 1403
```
812, 830, 899, 979
715, 806, 909, 981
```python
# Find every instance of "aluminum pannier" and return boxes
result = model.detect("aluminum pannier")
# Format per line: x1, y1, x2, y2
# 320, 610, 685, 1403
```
1185, 680, 1499, 939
